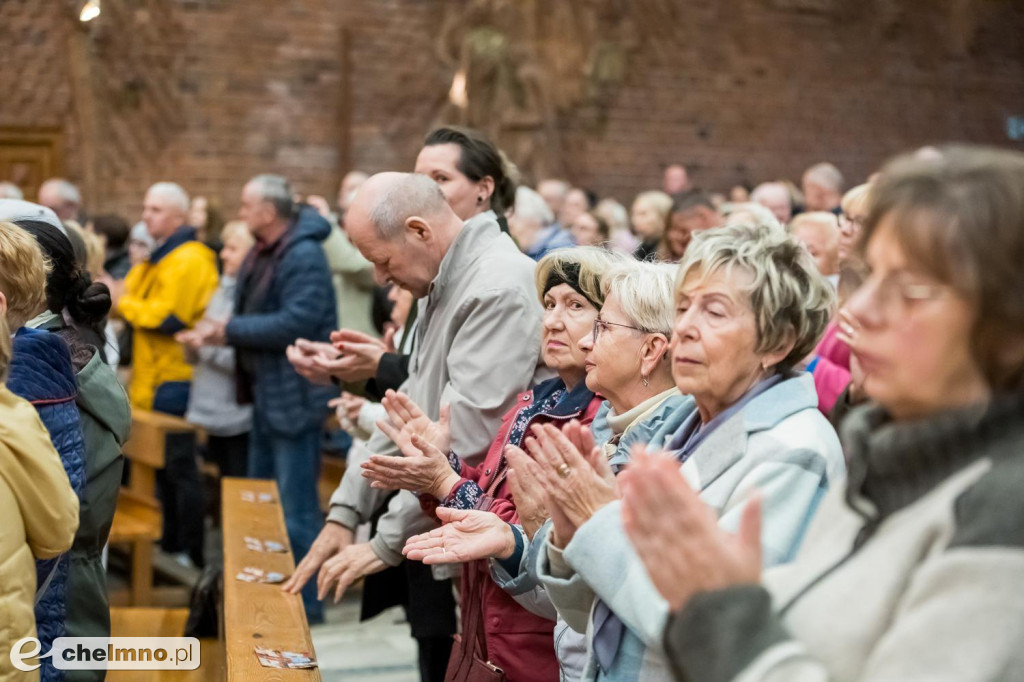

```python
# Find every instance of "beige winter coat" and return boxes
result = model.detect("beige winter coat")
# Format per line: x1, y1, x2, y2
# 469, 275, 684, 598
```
0, 385, 79, 681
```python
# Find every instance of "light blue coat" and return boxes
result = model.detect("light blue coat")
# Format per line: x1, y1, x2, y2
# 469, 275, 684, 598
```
535, 372, 846, 682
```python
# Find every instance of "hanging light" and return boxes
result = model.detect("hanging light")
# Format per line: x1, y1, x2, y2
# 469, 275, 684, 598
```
79, 0, 101, 22
448, 69, 468, 109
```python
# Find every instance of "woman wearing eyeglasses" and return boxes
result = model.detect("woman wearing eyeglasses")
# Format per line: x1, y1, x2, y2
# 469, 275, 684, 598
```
619, 145, 1024, 682
515, 220, 844, 682
360, 247, 623, 681
399, 259, 687, 681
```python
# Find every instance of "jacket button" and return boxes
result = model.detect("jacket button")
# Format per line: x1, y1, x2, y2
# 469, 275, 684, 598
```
522, 395, 530, 401
489, 616, 500, 628
485, 468, 491, 476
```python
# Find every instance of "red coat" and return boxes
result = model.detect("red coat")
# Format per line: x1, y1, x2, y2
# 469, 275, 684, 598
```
448, 378, 602, 681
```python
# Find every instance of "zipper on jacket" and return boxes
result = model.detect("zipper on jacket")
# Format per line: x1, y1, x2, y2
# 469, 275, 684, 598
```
488, 407, 585, 494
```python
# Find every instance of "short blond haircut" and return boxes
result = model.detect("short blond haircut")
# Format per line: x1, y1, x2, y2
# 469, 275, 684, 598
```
788, 211, 840, 247
534, 246, 626, 307
0, 222, 49, 328
68, 222, 106, 279
601, 260, 677, 336
677, 221, 834, 371
632, 191, 673, 225
220, 220, 254, 247
841, 183, 872, 217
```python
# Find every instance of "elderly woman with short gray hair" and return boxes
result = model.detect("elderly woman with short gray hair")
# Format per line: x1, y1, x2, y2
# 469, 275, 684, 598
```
520, 221, 845, 681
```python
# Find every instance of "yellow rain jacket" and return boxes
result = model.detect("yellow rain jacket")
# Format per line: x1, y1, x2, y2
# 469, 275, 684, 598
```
118, 227, 218, 409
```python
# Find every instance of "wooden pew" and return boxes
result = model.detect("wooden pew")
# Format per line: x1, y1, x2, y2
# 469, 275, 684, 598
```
108, 607, 224, 682
109, 409, 200, 606
222, 478, 321, 680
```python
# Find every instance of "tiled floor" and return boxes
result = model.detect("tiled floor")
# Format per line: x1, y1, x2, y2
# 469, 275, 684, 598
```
311, 595, 419, 682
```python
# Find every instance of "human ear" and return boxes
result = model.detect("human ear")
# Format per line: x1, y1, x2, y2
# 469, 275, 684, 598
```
405, 216, 431, 242
761, 328, 797, 371
640, 333, 670, 375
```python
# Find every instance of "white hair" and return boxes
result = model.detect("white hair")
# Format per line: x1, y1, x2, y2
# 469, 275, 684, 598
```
803, 162, 845, 192
0, 182, 23, 200
601, 260, 677, 336
537, 179, 570, 199
40, 178, 81, 205
595, 198, 629, 234
514, 186, 554, 225
367, 173, 449, 239
750, 182, 789, 205
678, 222, 835, 370
146, 182, 190, 212
246, 174, 293, 218
721, 202, 782, 230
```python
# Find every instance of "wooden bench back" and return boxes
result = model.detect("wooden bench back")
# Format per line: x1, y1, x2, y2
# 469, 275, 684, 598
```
221, 477, 321, 681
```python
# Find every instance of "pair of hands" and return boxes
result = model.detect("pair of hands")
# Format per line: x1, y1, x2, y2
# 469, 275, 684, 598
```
360, 390, 461, 500
400, 419, 619, 565
286, 328, 396, 386
328, 392, 366, 431
402, 428, 764, 615
835, 308, 866, 401
175, 318, 228, 350
281, 523, 388, 604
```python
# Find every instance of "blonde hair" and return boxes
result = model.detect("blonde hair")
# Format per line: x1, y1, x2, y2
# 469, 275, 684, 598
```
80, 227, 106, 279
220, 220, 254, 247
601, 260, 678, 337
534, 246, 626, 307
0, 313, 10, 382
678, 221, 835, 371
840, 183, 872, 217
0, 221, 49, 328
632, 191, 673, 232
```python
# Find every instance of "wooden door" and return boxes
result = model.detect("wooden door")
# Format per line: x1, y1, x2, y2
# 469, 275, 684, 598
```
0, 128, 63, 202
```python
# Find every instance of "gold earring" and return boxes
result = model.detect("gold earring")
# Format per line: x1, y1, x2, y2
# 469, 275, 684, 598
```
642, 374, 649, 387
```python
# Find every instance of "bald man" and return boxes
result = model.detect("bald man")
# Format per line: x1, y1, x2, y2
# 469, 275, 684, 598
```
790, 212, 841, 284
802, 162, 845, 214
751, 181, 793, 225
38, 178, 82, 221
284, 172, 545, 679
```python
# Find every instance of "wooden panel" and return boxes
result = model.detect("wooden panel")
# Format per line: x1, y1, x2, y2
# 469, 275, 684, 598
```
109, 608, 224, 681
109, 492, 162, 543
0, 127, 62, 201
222, 478, 321, 681
123, 409, 200, 469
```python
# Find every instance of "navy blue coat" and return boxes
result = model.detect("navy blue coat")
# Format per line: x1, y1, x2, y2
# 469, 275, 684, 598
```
9, 327, 86, 682
227, 207, 337, 436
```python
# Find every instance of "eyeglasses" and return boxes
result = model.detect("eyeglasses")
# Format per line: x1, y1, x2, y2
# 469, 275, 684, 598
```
840, 213, 864, 230
854, 272, 945, 319
593, 317, 645, 342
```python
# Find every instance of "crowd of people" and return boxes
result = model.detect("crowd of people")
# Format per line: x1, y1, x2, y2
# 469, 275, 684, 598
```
1, 127, 1023, 682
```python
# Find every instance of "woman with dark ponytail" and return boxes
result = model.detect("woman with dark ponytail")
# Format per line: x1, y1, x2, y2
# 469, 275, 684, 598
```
18, 220, 113, 365
14, 217, 131, 668
416, 125, 519, 232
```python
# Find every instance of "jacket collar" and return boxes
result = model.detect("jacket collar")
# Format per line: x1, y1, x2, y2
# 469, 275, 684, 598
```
681, 371, 818, 487
149, 225, 197, 264
841, 392, 1024, 519
427, 211, 503, 303
533, 376, 596, 417
9, 327, 78, 402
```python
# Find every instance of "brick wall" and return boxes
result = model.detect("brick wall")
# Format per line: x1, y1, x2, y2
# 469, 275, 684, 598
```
1, 0, 1022, 218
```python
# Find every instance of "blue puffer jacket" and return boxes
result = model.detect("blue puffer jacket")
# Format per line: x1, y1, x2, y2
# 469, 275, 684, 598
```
8, 327, 86, 682
226, 207, 337, 435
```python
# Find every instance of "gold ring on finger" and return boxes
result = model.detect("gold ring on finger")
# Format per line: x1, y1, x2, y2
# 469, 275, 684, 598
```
556, 463, 571, 478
